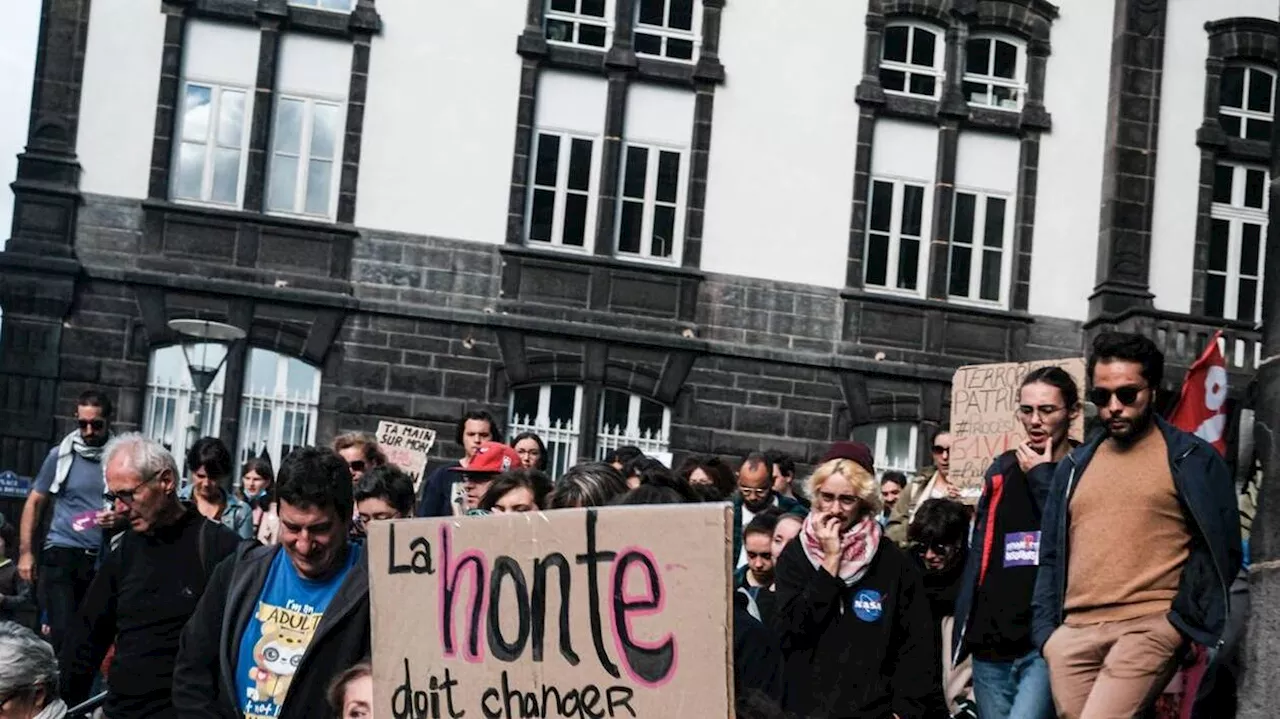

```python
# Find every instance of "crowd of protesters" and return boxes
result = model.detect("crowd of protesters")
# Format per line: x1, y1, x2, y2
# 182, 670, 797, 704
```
0, 330, 1247, 719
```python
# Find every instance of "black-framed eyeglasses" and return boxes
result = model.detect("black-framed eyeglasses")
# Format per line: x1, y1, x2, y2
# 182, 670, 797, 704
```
104, 472, 161, 506
1087, 385, 1146, 407
738, 486, 770, 499
77, 418, 106, 431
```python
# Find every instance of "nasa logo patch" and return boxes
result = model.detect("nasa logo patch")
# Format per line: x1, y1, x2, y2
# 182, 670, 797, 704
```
852, 589, 883, 622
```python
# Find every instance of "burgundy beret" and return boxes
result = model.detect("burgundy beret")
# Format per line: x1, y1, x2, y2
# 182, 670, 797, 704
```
819, 440, 876, 476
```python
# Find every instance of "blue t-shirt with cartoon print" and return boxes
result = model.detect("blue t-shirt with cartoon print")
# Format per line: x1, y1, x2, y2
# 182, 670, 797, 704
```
234, 545, 360, 718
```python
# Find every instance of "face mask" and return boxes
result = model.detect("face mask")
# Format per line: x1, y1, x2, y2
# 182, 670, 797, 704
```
245, 489, 266, 502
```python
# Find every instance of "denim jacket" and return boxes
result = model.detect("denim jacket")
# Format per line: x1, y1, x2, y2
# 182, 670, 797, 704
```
178, 485, 256, 540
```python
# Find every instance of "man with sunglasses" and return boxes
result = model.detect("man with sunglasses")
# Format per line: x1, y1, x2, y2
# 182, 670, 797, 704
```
18, 390, 127, 653
59, 433, 240, 719
1032, 332, 1241, 719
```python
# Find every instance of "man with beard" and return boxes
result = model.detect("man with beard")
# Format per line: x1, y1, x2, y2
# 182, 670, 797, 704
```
1032, 333, 1240, 719
734, 453, 805, 571
19, 390, 128, 651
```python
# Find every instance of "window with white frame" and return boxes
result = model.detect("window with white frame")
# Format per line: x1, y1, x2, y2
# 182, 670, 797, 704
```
948, 191, 1010, 304
237, 348, 322, 468
545, 0, 610, 49
1219, 65, 1275, 142
143, 344, 227, 468
880, 23, 943, 99
288, 0, 353, 10
509, 384, 583, 479
851, 422, 919, 478
963, 36, 1024, 110
1207, 163, 1268, 322
528, 131, 599, 249
173, 83, 249, 206
864, 178, 929, 293
267, 97, 342, 217
634, 0, 698, 62
596, 389, 671, 461
616, 144, 685, 262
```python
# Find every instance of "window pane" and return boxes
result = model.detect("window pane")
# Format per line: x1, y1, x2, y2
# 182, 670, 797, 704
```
581, 0, 605, 16
1220, 114, 1242, 138
634, 32, 662, 56
215, 91, 244, 147
182, 85, 212, 142
1205, 274, 1226, 319
563, 193, 588, 246
567, 138, 592, 191
512, 387, 539, 421
652, 205, 675, 258
884, 423, 915, 469
656, 151, 680, 203
549, 385, 576, 423
579, 23, 607, 47
638, 398, 664, 434
669, 0, 694, 30
176, 142, 205, 199
965, 38, 989, 75
964, 80, 989, 105
909, 74, 936, 97
274, 99, 304, 155
1208, 219, 1229, 272
623, 146, 648, 198
601, 390, 628, 429
549, 0, 574, 11
1238, 278, 1258, 321
1241, 223, 1262, 275
993, 40, 1017, 79
618, 201, 643, 253
866, 233, 889, 286
980, 249, 1001, 301
993, 85, 1020, 109
1248, 69, 1274, 112
546, 18, 573, 42
1213, 165, 1233, 204
1245, 169, 1266, 209
884, 26, 908, 63
529, 189, 555, 242
911, 28, 936, 68
666, 38, 694, 60
901, 185, 924, 236
952, 193, 976, 246
304, 158, 332, 214
211, 147, 241, 203
534, 134, 560, 187
897, 238, 919, 290
880, 68, 907, 92
1246, 118, 1272, 142
984, 197, 1006, 248
949, 245, 972, 296
267, 155, 298, 211
638, 0, 663, 26
311, 104, 338, 160
318, 0, 351, 9
869, 181, 892, 231
1221, 67, 1245, 109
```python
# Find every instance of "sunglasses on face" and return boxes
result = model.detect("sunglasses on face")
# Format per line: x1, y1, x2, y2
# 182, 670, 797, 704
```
78, 419, 106, 431
348, 460, 366, 473
1087, 385, 1146, 407
931, 445, 951, 455
912, 541, 958, 557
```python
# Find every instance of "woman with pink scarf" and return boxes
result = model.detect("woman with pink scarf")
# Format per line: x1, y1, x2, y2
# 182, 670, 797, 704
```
772, 457, 946, 719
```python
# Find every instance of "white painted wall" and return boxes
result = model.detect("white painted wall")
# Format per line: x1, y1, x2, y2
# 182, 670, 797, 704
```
699, 0, 866, 288
0, 0, 40, 250
535, 71, 607, 134
1150, 0, 1278, 314
1031, 0, 1115, 321
356, 0, 524, 243
76, 0, 166, 199
871, 119, 939, 181
625, 83, 694, 146
277, 34, 353, 100
184, 21, 260, 87
955, 132, 1019, 194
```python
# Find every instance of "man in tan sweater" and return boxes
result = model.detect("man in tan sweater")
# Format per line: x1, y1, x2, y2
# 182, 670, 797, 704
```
1031, 333, 1241, 719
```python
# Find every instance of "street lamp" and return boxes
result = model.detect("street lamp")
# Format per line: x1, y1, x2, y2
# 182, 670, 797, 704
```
167, 319, 246, 450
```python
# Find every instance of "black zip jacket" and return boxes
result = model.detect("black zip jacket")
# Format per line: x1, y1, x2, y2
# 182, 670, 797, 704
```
951, 451, 1056, 665
172, 542, 371, 719
59, 506, 241, 718
772, 537, 946, 719
1031, 416, 1242, 652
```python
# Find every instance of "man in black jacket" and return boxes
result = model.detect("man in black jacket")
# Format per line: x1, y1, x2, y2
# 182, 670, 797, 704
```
60, 433, 242, 719
174, 447, 370, 719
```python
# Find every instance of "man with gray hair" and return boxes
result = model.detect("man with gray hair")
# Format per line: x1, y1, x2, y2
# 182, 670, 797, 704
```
0, 620, 66, 718
58, 433, 241, 719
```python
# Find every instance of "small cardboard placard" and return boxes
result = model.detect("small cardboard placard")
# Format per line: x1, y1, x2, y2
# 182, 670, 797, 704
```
949, 357, 1087, 500
376, 421, 436, 494
367, 504, 734, 719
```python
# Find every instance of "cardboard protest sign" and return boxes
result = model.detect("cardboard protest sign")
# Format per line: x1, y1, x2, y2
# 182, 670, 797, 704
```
368, 504, 734, 719
376, 421, 436, 493
949, 357, 1086, 500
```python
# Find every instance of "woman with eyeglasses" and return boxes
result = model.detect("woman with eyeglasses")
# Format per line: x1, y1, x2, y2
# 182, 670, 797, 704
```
180, 437, 254, 540
885, 428, 958, 546
0, 621, 67, 719
511, 432, 549, 473
908, 498, 976, 717
772, 458, 945, 718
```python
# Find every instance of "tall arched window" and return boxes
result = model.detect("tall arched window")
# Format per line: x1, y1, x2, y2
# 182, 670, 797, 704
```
596, 388, 671, 462
880, 22, 944, 99
509, 384, 583, 478
963, 35, 1025, 110
143, 344, 227, 465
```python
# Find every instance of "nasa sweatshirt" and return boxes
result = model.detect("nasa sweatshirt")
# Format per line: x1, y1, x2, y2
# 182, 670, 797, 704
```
60, 505, 241, 718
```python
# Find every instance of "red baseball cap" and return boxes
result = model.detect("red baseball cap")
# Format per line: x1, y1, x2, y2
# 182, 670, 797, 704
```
450, 441, 521, 475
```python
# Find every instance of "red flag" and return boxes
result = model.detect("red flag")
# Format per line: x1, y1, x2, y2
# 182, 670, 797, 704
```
1168, 331, 1229, 455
